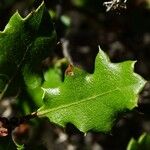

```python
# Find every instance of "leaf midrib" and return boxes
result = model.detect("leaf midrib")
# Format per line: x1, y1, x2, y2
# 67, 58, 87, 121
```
38, 88, 120, 116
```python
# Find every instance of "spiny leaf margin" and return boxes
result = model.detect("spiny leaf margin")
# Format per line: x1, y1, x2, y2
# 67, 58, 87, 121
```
0, 2, 57, 99
37, 48, 146, 133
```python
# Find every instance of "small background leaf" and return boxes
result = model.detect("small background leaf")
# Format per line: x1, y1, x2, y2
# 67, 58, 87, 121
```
127, 133, 150, 150
26, 59, 66, 107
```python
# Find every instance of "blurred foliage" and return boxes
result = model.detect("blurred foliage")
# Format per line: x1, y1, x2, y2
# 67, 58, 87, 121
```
0, 136, 16, 150
127, 133, 150, 150
26, 58, 67, 107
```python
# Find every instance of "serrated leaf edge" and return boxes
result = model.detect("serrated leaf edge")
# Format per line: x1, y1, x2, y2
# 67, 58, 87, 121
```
0, 2, 45, 33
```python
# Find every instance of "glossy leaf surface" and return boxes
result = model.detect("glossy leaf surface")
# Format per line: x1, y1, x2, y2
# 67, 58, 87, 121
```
38, 49, 146, 133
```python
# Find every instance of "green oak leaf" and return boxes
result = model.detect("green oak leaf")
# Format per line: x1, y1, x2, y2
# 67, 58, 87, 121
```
37, 49, 146, 133
0, 2, 56, 99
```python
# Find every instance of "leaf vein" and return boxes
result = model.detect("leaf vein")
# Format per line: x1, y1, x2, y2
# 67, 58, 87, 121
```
38, 88, 120, 116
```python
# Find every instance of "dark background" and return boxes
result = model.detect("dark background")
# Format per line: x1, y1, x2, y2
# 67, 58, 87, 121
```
0, 0, 150, 149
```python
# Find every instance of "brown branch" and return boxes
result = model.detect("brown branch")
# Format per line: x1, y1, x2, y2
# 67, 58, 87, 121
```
0, 112, 37, 136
